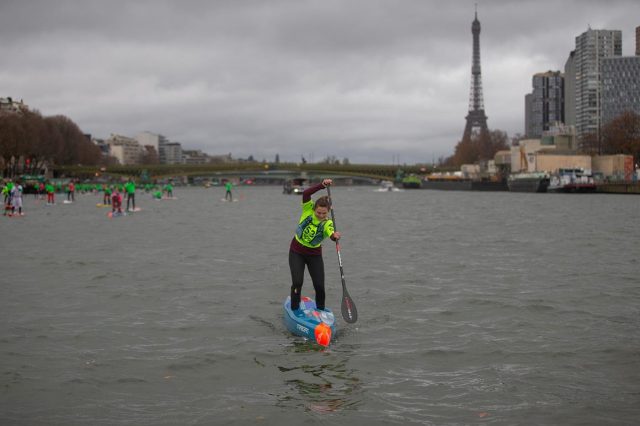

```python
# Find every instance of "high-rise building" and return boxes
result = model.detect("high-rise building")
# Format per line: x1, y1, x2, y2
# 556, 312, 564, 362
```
601, 56, 640, 125
525, 71, 564, 138
524, 93, 533, 137
563, 51, 576, 127
573, 28, 622, 143
636, 26, 640, 56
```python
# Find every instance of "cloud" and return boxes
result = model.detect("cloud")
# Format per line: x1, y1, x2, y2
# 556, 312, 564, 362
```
1, 0, 639, 163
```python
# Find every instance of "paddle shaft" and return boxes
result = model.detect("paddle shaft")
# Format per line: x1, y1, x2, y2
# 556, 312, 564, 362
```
326, 186, 358, 323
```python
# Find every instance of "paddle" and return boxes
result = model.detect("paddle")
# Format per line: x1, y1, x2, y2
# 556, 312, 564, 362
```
326, 185, 358, 324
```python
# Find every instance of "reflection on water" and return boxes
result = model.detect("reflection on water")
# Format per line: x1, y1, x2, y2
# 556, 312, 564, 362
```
277, 342, 362, 414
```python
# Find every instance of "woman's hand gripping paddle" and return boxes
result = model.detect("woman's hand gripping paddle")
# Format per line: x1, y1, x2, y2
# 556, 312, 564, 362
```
326, 185, 358, 324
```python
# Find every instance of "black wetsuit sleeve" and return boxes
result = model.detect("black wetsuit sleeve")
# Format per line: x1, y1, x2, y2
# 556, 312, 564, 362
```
302, 182, 325, 203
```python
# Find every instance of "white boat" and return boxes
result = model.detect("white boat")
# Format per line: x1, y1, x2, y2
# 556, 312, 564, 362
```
548, 168, 597, 193
283, 178, 307, 195
374, 180, 402, 192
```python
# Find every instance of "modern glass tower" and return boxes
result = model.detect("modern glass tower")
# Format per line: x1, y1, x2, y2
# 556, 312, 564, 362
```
601, 56, 640, 125
525, 71, 564, 138
563, 51, 576, 127
573, 28, 622, 142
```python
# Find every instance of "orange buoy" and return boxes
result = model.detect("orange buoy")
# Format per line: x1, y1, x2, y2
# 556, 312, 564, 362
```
314, 323, 332, 347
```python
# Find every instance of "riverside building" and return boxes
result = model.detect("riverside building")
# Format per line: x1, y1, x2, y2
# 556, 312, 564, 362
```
164, 142, 184, 164
0, 97, 29, 114
106, 134, 144, 165
136, 131, 171, 164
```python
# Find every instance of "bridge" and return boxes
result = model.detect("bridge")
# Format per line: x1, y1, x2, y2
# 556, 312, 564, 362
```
53, 162, 440, 183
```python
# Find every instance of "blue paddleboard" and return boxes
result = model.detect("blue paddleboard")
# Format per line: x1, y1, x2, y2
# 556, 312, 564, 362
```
107, 211, 127, 218
283, 296, 336, 347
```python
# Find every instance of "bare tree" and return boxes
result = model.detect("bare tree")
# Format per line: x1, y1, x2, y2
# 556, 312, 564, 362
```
0, 110, 102, 177
446, 129, 509, 167
601, 111, 640, 163
140, 145, 160, 164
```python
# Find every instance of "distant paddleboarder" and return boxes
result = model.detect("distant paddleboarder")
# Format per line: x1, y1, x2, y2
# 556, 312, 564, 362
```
164, 182, 174, 198
66, 181, 75, 202
45, 181, 55, 205
224, 181, 233, 201
111, 190, 123, 214
288, 178, 341, 314
103, 184, 112, 205
3, 180, 13, 215
2, 181, 11, 205
10, 181, 23, 215
124, 178, 136, 211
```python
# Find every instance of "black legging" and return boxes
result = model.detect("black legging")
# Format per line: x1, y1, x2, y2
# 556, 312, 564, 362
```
289, 250, 325, 310
126, 193, 135, 210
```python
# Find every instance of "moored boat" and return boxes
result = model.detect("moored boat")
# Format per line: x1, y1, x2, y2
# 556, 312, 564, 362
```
401, 174, 422, 189
422, 173, 508, 191
422, 173, 472, 191
548, 168, 597, 193
507, 172, 550, 193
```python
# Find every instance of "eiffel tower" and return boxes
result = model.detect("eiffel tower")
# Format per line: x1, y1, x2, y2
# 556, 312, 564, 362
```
462, 7, 489, 141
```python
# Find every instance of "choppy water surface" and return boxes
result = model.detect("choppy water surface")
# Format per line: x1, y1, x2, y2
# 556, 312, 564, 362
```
1, 187, 639, 425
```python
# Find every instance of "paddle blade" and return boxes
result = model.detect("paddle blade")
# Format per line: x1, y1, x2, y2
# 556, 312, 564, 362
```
341, 291, 358, 323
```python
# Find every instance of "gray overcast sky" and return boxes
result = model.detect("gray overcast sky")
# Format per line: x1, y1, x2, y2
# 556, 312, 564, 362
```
2, 0, 639, 163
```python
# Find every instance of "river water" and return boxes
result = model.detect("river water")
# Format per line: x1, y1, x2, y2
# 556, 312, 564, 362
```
1, 186, 639, 425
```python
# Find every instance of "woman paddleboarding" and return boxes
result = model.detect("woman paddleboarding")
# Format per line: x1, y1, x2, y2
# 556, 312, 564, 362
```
288, 178, 340, 313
